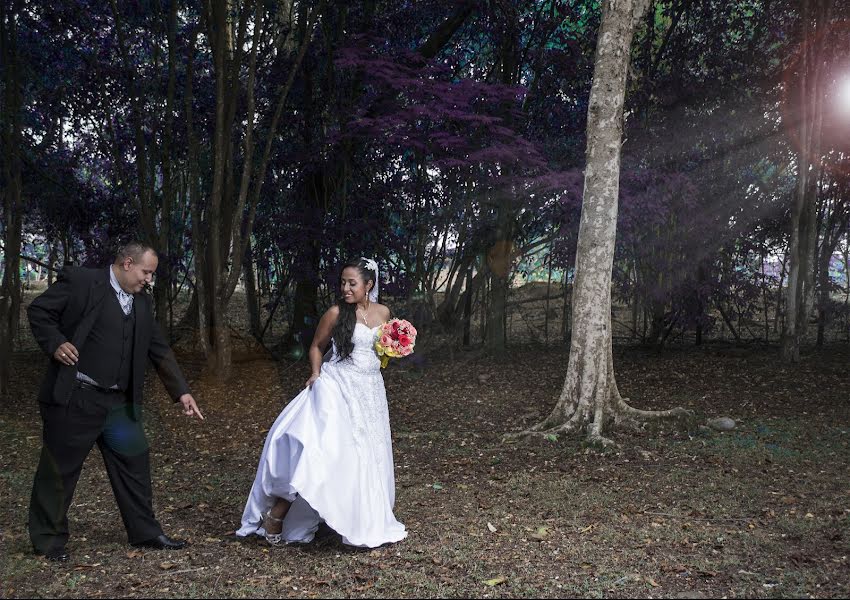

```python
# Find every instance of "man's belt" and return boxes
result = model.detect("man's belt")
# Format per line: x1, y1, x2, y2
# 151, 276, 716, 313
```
74, 380, 126, 395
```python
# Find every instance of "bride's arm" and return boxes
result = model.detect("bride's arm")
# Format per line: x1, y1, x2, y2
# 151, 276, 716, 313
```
306, 306, 339, 387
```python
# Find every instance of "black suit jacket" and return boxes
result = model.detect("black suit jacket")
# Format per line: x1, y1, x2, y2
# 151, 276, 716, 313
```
27, 266, 190, 419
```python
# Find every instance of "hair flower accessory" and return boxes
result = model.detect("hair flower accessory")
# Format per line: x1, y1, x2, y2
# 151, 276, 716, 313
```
361, 257, 379, 302
361, 257, 378, 274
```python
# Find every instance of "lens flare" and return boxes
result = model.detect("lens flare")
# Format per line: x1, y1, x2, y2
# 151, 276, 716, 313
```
838, 77, 850, 118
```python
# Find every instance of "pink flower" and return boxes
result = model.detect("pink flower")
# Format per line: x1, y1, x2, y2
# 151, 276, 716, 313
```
375, 318, 417, 367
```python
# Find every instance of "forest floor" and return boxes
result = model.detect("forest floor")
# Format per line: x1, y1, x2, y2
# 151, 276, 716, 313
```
1, 336, 849, 599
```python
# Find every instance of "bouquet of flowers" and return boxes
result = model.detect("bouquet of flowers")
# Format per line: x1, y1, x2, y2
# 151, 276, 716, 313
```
375, 318, 417, 368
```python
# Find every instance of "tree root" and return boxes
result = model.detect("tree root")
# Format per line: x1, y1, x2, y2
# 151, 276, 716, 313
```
502, 410, 582, 443
585, 432, 616, 449
615, 396, 693, 421
503, 395, 694, 445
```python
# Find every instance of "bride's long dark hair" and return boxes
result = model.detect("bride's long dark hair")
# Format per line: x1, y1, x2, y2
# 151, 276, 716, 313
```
331, 258, 376, 361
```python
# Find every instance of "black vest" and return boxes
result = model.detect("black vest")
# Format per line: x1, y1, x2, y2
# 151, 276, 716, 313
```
75, 289, 135, 391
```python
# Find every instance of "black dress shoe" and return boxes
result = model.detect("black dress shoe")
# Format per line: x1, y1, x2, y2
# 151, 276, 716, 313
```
36, 548, 70, 562
132, 534, 187, 550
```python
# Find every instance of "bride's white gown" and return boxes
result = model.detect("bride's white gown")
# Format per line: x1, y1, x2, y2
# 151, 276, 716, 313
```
236, 323, 407, 548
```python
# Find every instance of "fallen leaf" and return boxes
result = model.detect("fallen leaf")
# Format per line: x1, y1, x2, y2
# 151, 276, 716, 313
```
159, 562, 177, 571
483, 576, 507, 586
487, 522, 497, 533
126, 550, 144, 559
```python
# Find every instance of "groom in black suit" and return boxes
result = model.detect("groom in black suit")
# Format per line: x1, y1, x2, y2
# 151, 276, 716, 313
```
27, 241, 204, 562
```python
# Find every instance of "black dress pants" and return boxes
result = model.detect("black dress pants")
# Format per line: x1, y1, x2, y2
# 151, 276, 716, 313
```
28, 385, 163, 553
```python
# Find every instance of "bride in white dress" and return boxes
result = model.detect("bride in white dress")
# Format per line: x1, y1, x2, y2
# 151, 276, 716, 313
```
236, 258, 407, 548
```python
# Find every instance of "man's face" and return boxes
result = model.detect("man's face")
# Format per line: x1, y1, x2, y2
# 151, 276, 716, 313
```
118, 250, 158, 293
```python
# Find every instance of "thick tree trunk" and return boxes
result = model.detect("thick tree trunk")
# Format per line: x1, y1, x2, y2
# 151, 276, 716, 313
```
782, 0, 831, 362
212, 294, 233, 379
0, 191, 22, 399
508, 0, 688, 445
0, 2, 23, 398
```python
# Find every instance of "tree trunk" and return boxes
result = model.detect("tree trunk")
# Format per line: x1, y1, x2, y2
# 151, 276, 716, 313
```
630, 261, 639, 341
244, 239, 262, 340
47, 242, 57, 286
0, 1, 24, 398
646, 297, 667, 346
774, 251, 787, 335
211, 294, 232, 378
485, 10, 523, 353
815, 217, 849, 347
816, 246, 829, 346
195, 0, 322, 380
485, 232, 513, 352
462, 267, 473, 347
782, 0, 831, 362
508, 0, 688, 445
562, 270, 571, 344
843, 235, 850, 343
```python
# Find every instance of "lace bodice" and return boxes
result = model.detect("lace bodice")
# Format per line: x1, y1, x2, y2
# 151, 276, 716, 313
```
329, 323, 381, 373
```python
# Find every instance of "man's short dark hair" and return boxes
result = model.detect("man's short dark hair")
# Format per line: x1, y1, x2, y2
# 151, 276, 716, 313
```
115, 241, 157, 263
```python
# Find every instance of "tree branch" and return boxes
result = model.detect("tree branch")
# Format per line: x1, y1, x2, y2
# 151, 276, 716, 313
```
418, 1, 478, 59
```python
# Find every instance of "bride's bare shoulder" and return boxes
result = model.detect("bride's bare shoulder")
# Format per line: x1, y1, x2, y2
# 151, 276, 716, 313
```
375, 303, 392, 321
321, 305, 341, 323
